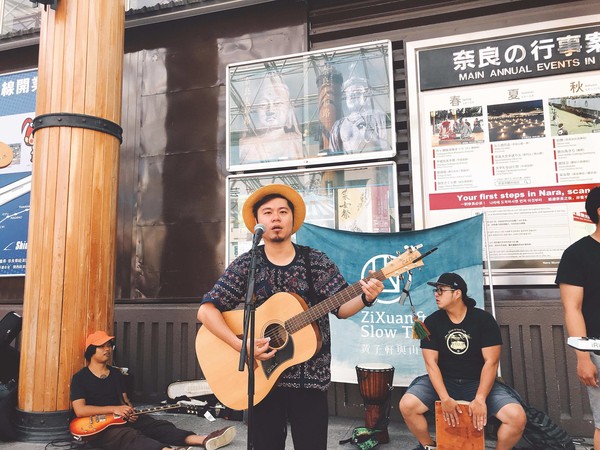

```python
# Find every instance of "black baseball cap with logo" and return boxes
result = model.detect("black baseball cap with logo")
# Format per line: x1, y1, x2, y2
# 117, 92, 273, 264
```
427, 272, 477, 308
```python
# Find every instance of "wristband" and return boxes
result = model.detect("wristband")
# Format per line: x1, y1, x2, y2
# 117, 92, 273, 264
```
361, 292, 375, 307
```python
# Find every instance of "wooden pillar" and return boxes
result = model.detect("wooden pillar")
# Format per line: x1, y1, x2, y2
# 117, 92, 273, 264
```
15, 0, 125, 440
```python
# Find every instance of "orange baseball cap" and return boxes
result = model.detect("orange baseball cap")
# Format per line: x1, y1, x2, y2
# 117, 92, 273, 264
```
85, 330, 114, 348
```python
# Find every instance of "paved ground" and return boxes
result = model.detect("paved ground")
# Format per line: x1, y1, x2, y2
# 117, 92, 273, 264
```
0, 411, 594, 450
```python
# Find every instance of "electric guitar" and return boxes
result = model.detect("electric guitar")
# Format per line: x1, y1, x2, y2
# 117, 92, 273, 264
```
70, 401, 203, 441
195, 246, 434, 410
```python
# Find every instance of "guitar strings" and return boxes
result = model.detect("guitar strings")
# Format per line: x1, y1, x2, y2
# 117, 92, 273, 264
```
258, 269, 388, 342
255, 253, 416, 342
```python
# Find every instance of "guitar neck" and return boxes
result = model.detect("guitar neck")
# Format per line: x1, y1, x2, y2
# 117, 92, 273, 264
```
131, 403, 181, 417
285, 270, 386, 334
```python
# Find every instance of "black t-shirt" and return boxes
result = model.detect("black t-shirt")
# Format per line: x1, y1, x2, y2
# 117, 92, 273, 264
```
70, 366, 125, 406
555, 235, 600, 338
421, 307, 502, 380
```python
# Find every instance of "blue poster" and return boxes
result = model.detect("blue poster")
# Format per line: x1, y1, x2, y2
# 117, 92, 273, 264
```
0, 69, 37, 276
296, 215, 484, 386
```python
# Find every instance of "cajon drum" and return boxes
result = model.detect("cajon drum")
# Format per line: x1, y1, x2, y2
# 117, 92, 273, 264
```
435, 400, 484, 450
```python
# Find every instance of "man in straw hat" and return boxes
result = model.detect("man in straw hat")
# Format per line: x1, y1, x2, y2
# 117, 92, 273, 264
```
198, 184, 384, 450
399, 273, 525, 450
70, 330, 236, 450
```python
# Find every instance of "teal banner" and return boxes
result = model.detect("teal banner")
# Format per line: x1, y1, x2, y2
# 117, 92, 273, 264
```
296, 215, 484, 386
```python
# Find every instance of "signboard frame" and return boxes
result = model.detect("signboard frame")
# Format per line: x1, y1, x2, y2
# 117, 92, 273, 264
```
225, 161, 399, 264
226, 40, 396, 172
405, 16, 600, 285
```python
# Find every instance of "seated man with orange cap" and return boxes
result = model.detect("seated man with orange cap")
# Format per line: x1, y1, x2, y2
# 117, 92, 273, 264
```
70, 330, 236, 450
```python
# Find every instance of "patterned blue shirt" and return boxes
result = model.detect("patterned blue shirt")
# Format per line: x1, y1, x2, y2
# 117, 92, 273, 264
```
201, 244, 348, 390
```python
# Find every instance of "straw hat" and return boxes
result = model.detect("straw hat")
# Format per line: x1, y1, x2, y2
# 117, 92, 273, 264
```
242, 184, 306, 234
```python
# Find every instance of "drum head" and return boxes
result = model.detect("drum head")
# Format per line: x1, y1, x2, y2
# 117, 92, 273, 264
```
356, 362, 394, 371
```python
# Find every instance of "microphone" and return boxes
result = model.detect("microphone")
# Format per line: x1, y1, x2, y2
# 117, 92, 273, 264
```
399, 270, 412, 305
252, 223, 265, 247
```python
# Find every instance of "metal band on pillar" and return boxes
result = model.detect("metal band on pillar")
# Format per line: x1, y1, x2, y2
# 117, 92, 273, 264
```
33, 113, 123, 143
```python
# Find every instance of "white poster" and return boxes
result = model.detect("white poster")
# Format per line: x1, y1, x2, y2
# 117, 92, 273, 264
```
407, 18, 600, 283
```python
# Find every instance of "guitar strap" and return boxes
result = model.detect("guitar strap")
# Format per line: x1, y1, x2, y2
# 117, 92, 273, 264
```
300, 245, 316, 304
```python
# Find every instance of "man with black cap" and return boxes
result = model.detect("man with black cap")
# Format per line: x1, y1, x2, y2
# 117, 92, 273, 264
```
556, 185, 600, 450
70, 330, 236, 450
399, 273, 525, 450
198, 184, 384, 450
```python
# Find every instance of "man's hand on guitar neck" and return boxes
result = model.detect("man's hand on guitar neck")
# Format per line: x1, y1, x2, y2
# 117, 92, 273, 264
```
338, 272, 385, 319
113, 404, 137, 422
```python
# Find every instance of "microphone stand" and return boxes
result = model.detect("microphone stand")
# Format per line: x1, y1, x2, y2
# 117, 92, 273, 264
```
398, 270, 412, 306
239, 227, 263, 450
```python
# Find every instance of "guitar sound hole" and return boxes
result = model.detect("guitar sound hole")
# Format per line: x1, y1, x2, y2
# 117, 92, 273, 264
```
264, 323, 287, 349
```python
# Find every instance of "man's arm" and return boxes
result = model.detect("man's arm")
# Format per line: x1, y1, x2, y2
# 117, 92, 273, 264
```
197, 302, 275, 361
71, 398, 134, 419
469, 344, 501, 430
422, 348, 462, 426
122, 392, 134, 408
337, 276, 384, 319
560, 283, 598, 387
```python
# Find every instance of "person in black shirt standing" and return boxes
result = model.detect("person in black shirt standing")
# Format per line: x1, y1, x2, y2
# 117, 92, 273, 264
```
399, 273, 525, 450
70, 330, 236, 450
556, 186, 600, 450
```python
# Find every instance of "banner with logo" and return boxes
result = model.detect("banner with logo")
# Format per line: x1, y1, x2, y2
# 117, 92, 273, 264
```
0, 69, 37, 276
296, 215, 483, 386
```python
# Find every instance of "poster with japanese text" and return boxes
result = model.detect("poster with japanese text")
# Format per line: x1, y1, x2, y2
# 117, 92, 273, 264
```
226, 162, 398, 263
0, 69, 37, 276
407, 18, 600, 283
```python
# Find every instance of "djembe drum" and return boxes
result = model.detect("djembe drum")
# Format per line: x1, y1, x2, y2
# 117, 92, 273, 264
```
356, 363, 395, 444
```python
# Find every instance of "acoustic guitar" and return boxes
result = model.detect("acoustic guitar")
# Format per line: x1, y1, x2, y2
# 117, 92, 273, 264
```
70, 401, 202, 441
196, 246, 433, 410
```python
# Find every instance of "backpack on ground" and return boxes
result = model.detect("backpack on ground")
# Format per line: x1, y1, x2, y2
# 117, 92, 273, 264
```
0, 379, 17, 441
339, 427, 380, 450
497, 381, 575, 450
